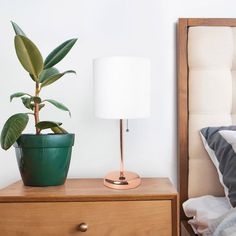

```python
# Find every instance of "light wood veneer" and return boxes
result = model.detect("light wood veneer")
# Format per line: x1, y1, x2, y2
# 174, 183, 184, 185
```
0, 178, 178, 236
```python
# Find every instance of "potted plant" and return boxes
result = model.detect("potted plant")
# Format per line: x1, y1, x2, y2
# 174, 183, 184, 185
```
0, 22, 77, 187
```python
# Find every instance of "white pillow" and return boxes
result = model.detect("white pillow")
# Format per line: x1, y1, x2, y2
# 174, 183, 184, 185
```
200, 126, 236, 207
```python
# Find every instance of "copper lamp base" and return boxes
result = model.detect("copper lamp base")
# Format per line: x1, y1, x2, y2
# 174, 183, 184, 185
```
104, 171, 141, 190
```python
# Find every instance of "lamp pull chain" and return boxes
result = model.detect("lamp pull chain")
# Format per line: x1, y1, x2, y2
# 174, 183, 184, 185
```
126, 119, 129, 132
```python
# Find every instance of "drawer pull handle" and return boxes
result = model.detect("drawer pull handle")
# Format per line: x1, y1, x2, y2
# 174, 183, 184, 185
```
78, 223, 88, 232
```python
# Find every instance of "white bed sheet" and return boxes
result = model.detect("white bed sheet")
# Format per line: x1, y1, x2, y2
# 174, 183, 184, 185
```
183, 195, 231, 235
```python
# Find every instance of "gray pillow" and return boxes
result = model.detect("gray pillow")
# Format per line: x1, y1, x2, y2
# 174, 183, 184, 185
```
200, 126, 236, 207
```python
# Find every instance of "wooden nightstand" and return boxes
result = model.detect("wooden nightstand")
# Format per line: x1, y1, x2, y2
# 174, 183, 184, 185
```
0, 178, 178, 236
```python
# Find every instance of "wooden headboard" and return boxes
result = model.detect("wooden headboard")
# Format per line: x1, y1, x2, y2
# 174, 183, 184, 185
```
177, 18, 236, 225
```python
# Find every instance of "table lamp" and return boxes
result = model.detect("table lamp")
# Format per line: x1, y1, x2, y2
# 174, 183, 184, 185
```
93, 56, 150, 189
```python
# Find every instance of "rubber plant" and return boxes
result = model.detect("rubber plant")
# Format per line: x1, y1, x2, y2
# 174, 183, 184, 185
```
1, 22, 77, 150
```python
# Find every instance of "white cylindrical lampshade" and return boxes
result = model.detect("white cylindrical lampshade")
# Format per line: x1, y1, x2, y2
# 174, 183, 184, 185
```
93, 56, 150, 119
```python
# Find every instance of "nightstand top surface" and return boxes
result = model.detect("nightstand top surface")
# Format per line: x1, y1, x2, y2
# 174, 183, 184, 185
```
0, 178, 177, 202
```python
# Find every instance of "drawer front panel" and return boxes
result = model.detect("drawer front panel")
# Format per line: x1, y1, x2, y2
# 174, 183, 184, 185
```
0, 200, 171, 236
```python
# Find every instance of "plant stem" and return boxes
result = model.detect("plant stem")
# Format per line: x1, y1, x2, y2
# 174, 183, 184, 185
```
34, 82, 40, 134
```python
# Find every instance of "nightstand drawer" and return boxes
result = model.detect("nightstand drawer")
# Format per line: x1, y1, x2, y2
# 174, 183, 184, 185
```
0, 200, 172, 236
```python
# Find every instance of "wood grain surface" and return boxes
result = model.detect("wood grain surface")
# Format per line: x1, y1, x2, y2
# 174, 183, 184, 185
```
0, 178, 177, 202
0, 200, 172, 236
0, 178, 178, 235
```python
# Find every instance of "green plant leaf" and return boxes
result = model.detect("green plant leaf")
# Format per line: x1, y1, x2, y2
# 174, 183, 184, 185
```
29, 104, 34, 111
39, 67, 59, 83
44, 38, 77, 69
39, 104, 45, 110
40, 70, 76, 88
21, 97, 32, 110
32, 96, 41, 103
1, 113, 29, 150
21, 97, 42, 110
11, 21, 26, 36
10, 92, 31, 102
51, 126, 68, 134
14, 35, 43, 80
29, 74, 36, 81
35, 121, 62, 130
44, 99, 71, 116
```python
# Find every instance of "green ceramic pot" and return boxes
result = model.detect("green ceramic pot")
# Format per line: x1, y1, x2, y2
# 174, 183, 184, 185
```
14, 134, 75, 187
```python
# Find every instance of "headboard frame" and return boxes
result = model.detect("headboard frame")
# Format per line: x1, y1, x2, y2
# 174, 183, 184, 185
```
178, 18, 236, 220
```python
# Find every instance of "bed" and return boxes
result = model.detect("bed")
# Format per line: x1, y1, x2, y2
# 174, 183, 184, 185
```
178, 18, 236, 235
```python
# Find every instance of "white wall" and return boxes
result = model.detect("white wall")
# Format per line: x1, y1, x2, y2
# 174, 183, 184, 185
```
0, 0, 236, 188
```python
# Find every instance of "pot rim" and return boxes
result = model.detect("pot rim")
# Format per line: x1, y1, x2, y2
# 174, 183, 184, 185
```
19, 133, 75, 136
14, 133, 75, 148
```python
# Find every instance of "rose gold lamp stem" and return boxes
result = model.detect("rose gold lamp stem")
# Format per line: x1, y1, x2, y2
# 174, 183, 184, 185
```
120, 119, 124, 178
103, 119, 141, 189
